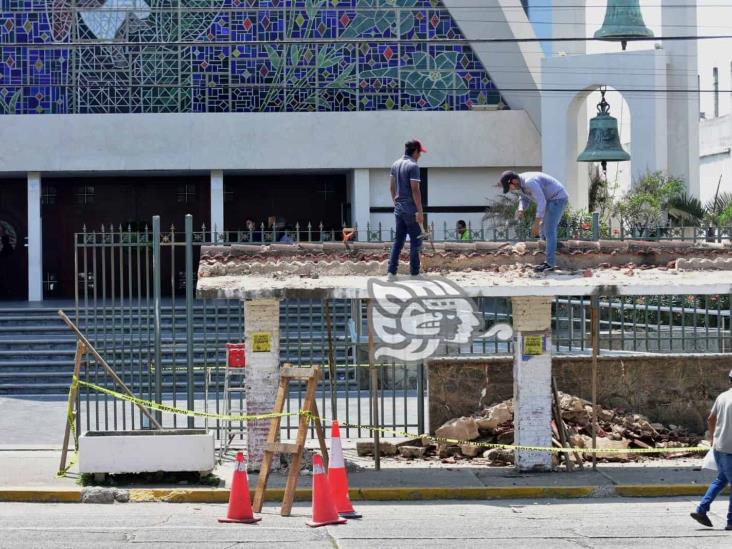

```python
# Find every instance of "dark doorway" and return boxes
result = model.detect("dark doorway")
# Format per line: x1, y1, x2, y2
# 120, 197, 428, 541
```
224, 172, 348, 239
0, 179, 28, 301
42, 175, 210, 299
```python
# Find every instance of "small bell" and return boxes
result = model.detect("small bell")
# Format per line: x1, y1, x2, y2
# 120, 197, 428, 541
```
577, 88, 630, 174
594, 0, 654, 50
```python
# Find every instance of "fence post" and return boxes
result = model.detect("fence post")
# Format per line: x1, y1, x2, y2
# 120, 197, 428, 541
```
591, 212, 600, 241
152, 215, 162, 424
185, 214, 195, 428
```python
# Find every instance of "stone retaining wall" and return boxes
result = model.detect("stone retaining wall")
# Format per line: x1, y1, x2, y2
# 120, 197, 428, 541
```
428, 355, 732, 434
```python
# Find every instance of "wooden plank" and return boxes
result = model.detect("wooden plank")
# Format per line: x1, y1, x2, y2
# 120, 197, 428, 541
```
253, 376, 290, 513
591, 298, 599, 471
279, 366, 318, 379
324, 298, 338, 420
551, 376, 573, 471
264, 442, 301, 454
59, 340, 85, 474
368, 300, 380, 470
310, 400, 329, 469
280, 373, 318, 516
57, 310, 161, 429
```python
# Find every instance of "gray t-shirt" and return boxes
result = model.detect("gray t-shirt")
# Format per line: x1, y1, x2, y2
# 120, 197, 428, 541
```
391, 155, 421, 215
712, 388, 732, 453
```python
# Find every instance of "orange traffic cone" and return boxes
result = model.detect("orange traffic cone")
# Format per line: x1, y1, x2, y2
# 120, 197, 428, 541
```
328, 420, 361, 518
218, 452, 261, 524
306, 453, 347, 528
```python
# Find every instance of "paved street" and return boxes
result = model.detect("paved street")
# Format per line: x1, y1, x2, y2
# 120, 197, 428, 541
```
1, 497, 731, 548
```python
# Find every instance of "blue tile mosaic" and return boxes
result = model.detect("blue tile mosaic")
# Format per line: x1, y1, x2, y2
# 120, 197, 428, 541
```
0, 0, 506, 114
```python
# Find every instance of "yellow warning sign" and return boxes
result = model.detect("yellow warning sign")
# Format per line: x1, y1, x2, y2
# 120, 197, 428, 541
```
523, 335, 544, 356
252, 332, 272, 353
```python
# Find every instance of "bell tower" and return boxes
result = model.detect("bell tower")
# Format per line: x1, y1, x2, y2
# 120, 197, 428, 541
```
541, 0, 699, 205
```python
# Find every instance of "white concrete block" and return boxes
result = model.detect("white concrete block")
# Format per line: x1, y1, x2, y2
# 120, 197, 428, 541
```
78, 429, 215, 474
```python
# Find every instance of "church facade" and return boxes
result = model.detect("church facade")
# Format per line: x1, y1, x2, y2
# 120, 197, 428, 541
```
0, 1, 542, 300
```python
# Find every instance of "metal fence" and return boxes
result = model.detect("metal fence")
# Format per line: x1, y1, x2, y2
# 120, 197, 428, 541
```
72, 216, 429, 442
72, 216, 732, 443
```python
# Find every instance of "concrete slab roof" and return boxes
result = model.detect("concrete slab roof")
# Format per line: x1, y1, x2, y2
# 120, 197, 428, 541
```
196, 240, 732, 299
196, 269, 732, 300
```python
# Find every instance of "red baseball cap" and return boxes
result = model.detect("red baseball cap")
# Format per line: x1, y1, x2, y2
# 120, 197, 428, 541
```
414, 139, 427, 153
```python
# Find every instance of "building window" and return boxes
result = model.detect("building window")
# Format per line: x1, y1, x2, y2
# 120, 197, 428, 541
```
0, 3, 507, 114
76, 185, 95, 205
41, 185, 56, 206
177, 183, 197, 204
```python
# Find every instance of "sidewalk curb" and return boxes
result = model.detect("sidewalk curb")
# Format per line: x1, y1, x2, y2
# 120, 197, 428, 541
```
2, 484, 720, 503
615, 484, 726, 497
0, 488, 82, 503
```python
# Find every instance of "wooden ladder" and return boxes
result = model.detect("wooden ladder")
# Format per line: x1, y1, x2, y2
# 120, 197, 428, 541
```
252, 365, 329, 517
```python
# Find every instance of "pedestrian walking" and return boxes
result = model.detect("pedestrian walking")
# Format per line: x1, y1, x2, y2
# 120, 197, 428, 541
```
500, 171, 569, 273
691, 370, 732, 530
386, 139, 426, 278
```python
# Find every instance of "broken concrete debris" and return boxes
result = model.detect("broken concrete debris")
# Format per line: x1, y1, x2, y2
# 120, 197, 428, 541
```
434, 416, 480, 441
410, 393, 702, 465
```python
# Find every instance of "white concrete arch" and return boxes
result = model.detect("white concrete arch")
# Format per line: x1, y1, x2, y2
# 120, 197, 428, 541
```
541, 50, 669, 209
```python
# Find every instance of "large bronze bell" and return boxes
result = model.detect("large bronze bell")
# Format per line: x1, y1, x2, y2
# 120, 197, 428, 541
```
594, 0, 654, 50
577, 88, 630, 173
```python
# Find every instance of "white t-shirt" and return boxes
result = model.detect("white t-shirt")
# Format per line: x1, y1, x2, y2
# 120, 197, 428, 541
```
712, 388, 732, 453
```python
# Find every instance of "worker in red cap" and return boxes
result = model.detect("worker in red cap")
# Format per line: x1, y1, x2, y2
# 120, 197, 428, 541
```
387, 139, 427, 279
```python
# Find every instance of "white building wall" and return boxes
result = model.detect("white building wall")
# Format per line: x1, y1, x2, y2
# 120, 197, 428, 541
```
0, 111, 539, 173
699, 115, 732, 205
443, 0, 543, 130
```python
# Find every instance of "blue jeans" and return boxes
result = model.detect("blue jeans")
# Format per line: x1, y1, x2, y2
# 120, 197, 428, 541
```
542, 197, 568, 267
387, 211, 422, 276
697, 449, 732, 525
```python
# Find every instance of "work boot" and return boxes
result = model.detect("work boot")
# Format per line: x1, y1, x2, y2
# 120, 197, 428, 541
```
690, 512, 713, 527
534, 262, 555, 273
726, 524, 732, 531
386, 273, 397, 282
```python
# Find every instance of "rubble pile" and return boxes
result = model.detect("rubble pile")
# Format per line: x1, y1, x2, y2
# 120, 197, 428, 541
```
377, 393, 702, 466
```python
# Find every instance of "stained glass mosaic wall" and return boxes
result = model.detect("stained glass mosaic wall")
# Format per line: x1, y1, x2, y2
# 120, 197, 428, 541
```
0, 0, 506, 114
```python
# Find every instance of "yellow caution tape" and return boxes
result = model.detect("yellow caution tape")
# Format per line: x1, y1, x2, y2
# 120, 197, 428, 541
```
67, 378, 708, 456
329, 420, 708, 456
72, 377, 301, 423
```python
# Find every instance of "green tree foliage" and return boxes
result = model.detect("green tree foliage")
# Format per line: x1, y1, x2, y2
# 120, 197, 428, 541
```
612, 171, 685, 236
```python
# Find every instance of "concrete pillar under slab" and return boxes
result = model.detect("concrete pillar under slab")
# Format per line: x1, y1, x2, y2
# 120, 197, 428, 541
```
511, 296, 553, 471
27, 172, 42, 302
244, 298, 281, 472
351, 169, 370, 241
210, 170, 224, 241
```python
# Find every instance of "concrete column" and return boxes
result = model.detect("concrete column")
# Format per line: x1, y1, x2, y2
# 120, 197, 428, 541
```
511, 296, 553, 471
210, 170, 224, 241
351, 169, 370, 241
244, 298, 280, 472
551, 0, 586, 57
27, 172, 42, 302
541, 93, 579, 202
554, 0, 590, 204
662, 0, 700, 196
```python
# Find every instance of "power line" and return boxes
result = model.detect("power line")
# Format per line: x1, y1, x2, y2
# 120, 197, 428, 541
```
1, 34, 731, 48
10, 82, 726, 93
